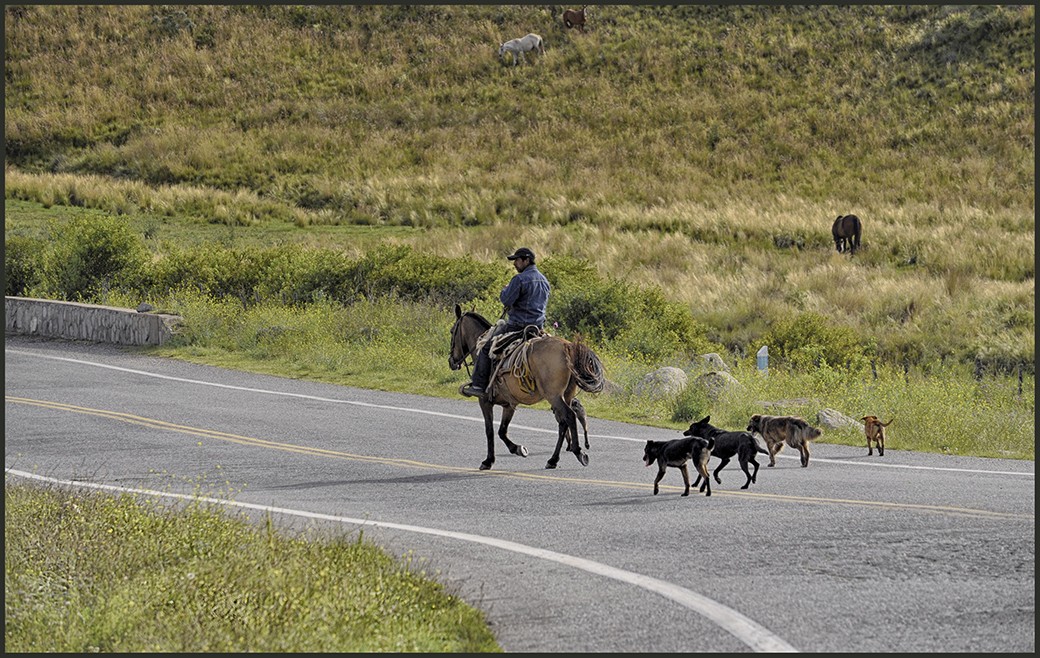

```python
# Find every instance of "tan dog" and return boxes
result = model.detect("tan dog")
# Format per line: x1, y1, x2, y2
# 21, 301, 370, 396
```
746, 414, 822, 468
860, 416, 893, 456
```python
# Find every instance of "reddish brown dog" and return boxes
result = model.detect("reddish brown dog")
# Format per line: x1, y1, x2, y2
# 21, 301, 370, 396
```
861, 415, 893, 456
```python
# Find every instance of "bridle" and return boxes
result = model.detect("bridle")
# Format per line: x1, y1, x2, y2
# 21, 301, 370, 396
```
449, 313, 475, 376
449, 310, 499, 376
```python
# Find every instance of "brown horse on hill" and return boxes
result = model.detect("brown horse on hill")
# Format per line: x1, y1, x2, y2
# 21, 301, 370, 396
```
449, 304, 605, 470
832, 214, 862, 254
563, 6, 590, 32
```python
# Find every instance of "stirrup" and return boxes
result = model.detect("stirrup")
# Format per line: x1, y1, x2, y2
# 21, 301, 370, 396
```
460, 383, 485, 398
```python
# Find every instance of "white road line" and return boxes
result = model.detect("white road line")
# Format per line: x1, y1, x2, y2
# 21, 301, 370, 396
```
770, 452, 1033, 475
6, 468, 797, 653
6, 348, 1034, 480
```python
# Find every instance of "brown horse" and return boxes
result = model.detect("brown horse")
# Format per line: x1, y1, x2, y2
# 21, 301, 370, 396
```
563, 6, 590, 32
449, 304, 605, 470
832, 214, 862, 253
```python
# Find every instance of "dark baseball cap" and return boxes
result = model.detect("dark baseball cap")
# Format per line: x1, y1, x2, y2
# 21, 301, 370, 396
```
507, 247, 535, 261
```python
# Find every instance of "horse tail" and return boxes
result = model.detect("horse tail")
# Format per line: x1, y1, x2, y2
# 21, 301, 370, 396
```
853, 215, 862, 248
567, 339, 606, 393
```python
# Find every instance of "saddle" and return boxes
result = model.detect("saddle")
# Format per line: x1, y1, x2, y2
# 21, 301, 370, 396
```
478, 322, 547, 397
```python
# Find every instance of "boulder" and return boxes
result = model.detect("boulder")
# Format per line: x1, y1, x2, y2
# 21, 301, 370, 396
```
817, 408, 863, 431
635, 366, 688, 397
698, 352, 730, 372
692, 371, 743, 400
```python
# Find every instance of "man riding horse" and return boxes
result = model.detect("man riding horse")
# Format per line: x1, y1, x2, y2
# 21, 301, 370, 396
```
460, 247, 549, 400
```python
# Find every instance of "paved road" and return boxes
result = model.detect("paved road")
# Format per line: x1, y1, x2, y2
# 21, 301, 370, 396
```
5, 335, 1034, 652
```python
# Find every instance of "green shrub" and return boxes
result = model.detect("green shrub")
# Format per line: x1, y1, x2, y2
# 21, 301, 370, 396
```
549, 280, 631, 343
144, 244, 498, 311
4, 234, 44, 296
146, 246, 268, 305
540, 255, 600, 291
549, 269, 717, 362
764, 311, 872, 372
632, 287, 717, 357
670, 382, 711, 423
271, 247, 362, 305
37, 216, 148, 301
362, 247, 497, 307
149, 6, 195, 40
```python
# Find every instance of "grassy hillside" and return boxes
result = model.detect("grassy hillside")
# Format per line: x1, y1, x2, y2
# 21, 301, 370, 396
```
5, 4, 1035, 369
6, 5, 1033, 208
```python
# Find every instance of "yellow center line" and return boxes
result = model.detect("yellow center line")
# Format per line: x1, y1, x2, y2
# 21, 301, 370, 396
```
7, 396, 1032, 521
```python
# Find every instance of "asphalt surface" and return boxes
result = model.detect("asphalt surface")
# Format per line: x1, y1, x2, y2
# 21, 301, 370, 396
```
5, 335, 1035, 652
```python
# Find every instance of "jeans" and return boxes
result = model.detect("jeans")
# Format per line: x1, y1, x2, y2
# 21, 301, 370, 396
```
471, 323, 525, 389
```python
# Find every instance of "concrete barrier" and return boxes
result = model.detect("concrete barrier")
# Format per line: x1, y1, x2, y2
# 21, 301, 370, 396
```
5, 296, 182, 346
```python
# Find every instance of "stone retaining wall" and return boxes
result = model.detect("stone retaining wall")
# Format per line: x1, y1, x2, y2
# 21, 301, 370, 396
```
5, 296, 182, 346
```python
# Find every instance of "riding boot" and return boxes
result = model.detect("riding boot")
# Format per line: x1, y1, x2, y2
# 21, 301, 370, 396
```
461, 347, 493, 398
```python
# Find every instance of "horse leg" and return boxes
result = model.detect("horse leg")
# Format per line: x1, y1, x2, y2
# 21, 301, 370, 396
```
478, 399, 497, 470
571, 398, 590, 450
497, 405, 528, 458
547, 400, 587, 469
546, 402, 569, 468
545, 423, 564, 470
570, 406, 589, 466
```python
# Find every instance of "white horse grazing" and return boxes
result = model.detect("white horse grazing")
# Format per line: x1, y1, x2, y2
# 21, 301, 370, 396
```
498, 33, 544, 66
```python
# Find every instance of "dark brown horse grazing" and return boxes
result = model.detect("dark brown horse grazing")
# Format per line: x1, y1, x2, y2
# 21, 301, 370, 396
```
832, 214, 862, 254
563, 6, 589, 32
449, 304, 605, 471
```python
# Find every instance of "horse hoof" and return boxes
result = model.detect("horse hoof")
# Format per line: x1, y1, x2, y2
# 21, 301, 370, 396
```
517, 445, 529, 458
479, 462, 493, 471
576, 452, 589, 467
545, 461, 557, 469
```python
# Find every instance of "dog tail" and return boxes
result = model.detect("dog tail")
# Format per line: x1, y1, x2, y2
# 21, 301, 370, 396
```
751, 434, 768, 453
880, 418, 894, 427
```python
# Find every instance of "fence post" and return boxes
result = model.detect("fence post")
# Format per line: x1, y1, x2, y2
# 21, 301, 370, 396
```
756, 345, 768, 375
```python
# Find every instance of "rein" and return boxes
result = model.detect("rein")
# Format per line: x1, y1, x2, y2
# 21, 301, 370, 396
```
451, 311, 490, 377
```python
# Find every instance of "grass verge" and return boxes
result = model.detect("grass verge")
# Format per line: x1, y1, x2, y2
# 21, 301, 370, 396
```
4, 481, 501, 653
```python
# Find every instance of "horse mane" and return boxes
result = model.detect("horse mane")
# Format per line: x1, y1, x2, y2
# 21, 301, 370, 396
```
464, 311, 492, 331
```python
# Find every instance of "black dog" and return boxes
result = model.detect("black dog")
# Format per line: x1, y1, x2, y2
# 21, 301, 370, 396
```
684, 416, 768, 490
642, 435, 715, 497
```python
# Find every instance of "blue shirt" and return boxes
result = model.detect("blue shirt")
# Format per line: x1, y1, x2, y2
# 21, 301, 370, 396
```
500, 264, 550, 329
